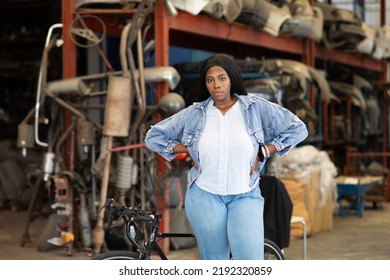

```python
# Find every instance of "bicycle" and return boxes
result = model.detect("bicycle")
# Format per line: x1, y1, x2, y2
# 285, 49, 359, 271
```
91, 197, 285, 260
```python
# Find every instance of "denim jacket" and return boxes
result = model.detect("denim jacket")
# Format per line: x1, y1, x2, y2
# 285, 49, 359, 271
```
145, 93, 308, 189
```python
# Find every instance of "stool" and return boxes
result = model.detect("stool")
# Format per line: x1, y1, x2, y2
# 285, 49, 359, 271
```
290, 215, 307, 260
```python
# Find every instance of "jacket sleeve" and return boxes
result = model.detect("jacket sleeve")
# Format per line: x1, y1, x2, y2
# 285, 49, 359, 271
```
144, 109, 186, 162
269, 105, 308, 157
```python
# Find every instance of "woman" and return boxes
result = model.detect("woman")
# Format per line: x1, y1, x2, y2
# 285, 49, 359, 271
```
145, 53, 308, 260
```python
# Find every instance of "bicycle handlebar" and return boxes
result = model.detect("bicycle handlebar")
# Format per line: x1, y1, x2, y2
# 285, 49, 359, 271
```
103, 198, 158, 226
133, 215, 154, 223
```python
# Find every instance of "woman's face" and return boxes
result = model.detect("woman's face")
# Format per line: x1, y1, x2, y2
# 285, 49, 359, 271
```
205, 66, 232, 103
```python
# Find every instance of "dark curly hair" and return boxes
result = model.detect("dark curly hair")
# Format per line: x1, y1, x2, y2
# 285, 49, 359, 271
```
196, 53, 247, 102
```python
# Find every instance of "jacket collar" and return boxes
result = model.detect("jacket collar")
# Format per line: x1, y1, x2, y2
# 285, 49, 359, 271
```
193, 93, 255, 110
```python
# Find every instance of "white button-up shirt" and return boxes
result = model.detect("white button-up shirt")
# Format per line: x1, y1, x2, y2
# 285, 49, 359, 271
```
196, 100, 254, 195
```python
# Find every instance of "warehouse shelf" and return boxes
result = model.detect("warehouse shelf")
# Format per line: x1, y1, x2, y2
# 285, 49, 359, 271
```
73, 1, 386, 73
315, 46, 384, 73
168, 11, 305, 56
167, 9, 385, 73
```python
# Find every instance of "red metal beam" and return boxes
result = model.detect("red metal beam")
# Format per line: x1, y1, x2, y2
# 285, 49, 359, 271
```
62, 1, 77, 79
169, 11, 304, 55
154, 0, 170, 256
316, 46, 383, 73
62, 0, 77, 170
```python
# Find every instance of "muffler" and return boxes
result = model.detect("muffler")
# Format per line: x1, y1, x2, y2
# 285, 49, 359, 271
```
103, 76, 131, 137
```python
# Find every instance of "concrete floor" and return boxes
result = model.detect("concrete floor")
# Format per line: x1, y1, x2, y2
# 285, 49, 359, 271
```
1, 201, 390, 260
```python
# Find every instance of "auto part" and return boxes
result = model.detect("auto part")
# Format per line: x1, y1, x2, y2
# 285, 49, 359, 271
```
280, 0, 324, 41
314, 2, 366, 51
236, 0, 291, 36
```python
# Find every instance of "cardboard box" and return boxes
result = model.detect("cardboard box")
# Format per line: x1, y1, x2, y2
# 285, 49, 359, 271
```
281, 170, 334, 239
281, 178, 312, 239
305, 170, 334, 234
311, 195, 333, 233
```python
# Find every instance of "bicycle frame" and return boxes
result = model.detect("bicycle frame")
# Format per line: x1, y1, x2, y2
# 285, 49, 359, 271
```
127, 217, 195, 260
105, 200, 195, 260
147, 233, 195, 260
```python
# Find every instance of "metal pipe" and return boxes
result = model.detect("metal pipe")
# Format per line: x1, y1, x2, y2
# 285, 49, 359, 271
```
90, 144, 97, 217
44, 89, 87, 121
120, 22, 131, 77
127, 31, 146, 145
46, 78, 92, 96
45, 66, 181, 92
34, 23, 63, 147
92, 135, 113, 255
55, 117, 76, 170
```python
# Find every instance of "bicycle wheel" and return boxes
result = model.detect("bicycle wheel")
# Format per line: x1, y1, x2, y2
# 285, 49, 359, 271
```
264, 239, 285, 260
91, 251, 140, 260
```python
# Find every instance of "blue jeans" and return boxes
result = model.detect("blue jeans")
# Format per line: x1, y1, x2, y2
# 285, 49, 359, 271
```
185, 183, 264, 260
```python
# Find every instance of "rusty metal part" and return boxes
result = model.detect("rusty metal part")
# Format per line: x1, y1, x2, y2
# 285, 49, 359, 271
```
93, 136, 113, 255
103, 76, 131, 137
127, 0, 155, 48
17, 124, 35, 149
69, 14, 106, 48
49, 175, 75, 255
77, 119, 96, 146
